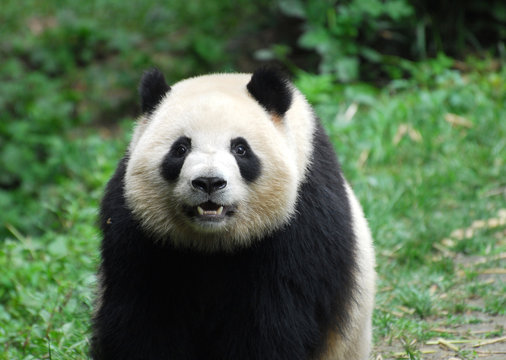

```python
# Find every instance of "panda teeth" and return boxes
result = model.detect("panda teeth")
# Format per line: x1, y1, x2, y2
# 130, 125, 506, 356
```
197, 206, 224, 216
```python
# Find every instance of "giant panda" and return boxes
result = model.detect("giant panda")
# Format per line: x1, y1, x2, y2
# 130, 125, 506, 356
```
91, 68, 375, 360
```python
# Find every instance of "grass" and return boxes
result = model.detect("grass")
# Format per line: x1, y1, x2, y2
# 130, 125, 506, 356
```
0, 132, 129, 359
1, 2, 505, 359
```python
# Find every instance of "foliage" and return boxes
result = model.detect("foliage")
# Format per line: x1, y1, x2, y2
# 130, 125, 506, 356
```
280, 0, 414, 82
0, 130, 129, 358
273, 0, 505, 82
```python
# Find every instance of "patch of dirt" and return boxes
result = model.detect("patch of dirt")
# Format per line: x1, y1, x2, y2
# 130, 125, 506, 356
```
374, 210, 506, 359
423, 313, 505, 360
374, 312, 506, 359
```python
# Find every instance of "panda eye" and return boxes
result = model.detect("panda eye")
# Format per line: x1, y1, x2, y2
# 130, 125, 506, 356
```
175, 145, 188, 157
168, 136, 191, 160
233, 144, 247, 157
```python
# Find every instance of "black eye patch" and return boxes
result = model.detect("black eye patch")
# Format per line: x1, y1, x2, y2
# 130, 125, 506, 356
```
230, 137, 261, 183
161, 136, 191, 181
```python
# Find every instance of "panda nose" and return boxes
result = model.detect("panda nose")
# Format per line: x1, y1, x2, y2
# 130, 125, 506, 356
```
191, 177, 227, 194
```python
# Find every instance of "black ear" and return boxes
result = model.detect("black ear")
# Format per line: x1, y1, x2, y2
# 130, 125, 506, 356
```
139, 69, 171, 114
246, 67, 292, 116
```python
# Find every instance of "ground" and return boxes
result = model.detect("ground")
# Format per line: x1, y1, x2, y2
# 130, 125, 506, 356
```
374, 213, 506, 360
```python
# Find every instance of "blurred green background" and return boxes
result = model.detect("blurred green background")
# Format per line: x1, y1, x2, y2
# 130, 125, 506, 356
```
1, 0, 505, 358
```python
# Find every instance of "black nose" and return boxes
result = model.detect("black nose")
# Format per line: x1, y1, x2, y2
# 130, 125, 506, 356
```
191, 177, 227, 194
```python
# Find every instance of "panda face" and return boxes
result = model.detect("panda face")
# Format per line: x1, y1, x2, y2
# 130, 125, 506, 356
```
124, 71, 315, 251
163, 134, 261, 227
158, 118, 262, 233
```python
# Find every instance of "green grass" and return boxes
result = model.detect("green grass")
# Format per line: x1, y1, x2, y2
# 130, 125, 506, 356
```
0, 131, 129, 358
1, 2, 505, 358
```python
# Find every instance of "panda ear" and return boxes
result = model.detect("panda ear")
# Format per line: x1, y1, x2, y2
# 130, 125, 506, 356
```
247, 67, 292, 117
139, 68, 171, 115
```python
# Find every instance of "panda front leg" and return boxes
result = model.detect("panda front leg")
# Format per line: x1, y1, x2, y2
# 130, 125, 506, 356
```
91, 298, 196, 360
90, 256, 196, 360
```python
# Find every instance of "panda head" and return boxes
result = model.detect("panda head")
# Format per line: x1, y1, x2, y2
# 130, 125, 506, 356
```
124, 68, 315, 252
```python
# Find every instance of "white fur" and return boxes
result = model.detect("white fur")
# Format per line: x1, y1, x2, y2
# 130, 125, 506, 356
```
322, 181, 376, 360
125, 74, 315, 251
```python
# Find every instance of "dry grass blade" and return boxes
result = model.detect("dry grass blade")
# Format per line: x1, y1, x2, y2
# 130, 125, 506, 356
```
480, 268, 506, 275
426, 339, 472, 345
435, 338, 460, 351
343, 102, 358, 123
444, 113, 474, 128
475, 350, 506, 355
393, 124, 422, 145
472, 336, 506, 348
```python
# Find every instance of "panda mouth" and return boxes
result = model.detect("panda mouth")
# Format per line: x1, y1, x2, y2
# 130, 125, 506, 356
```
189, 201, 235, 222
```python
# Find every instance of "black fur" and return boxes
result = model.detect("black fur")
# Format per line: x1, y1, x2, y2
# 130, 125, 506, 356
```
139, 69, 171, 114
230, 137, 261, 183
91, 122, 357, 360
161, 136, 192, 182
247, 68, 292, 116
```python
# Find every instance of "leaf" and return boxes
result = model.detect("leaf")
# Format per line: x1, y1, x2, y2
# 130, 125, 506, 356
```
298, 26, 331, 50
360, 47, 383, 63
334, 56, 359, 82
48, 236, 68, 257
278, 0, 306, 18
